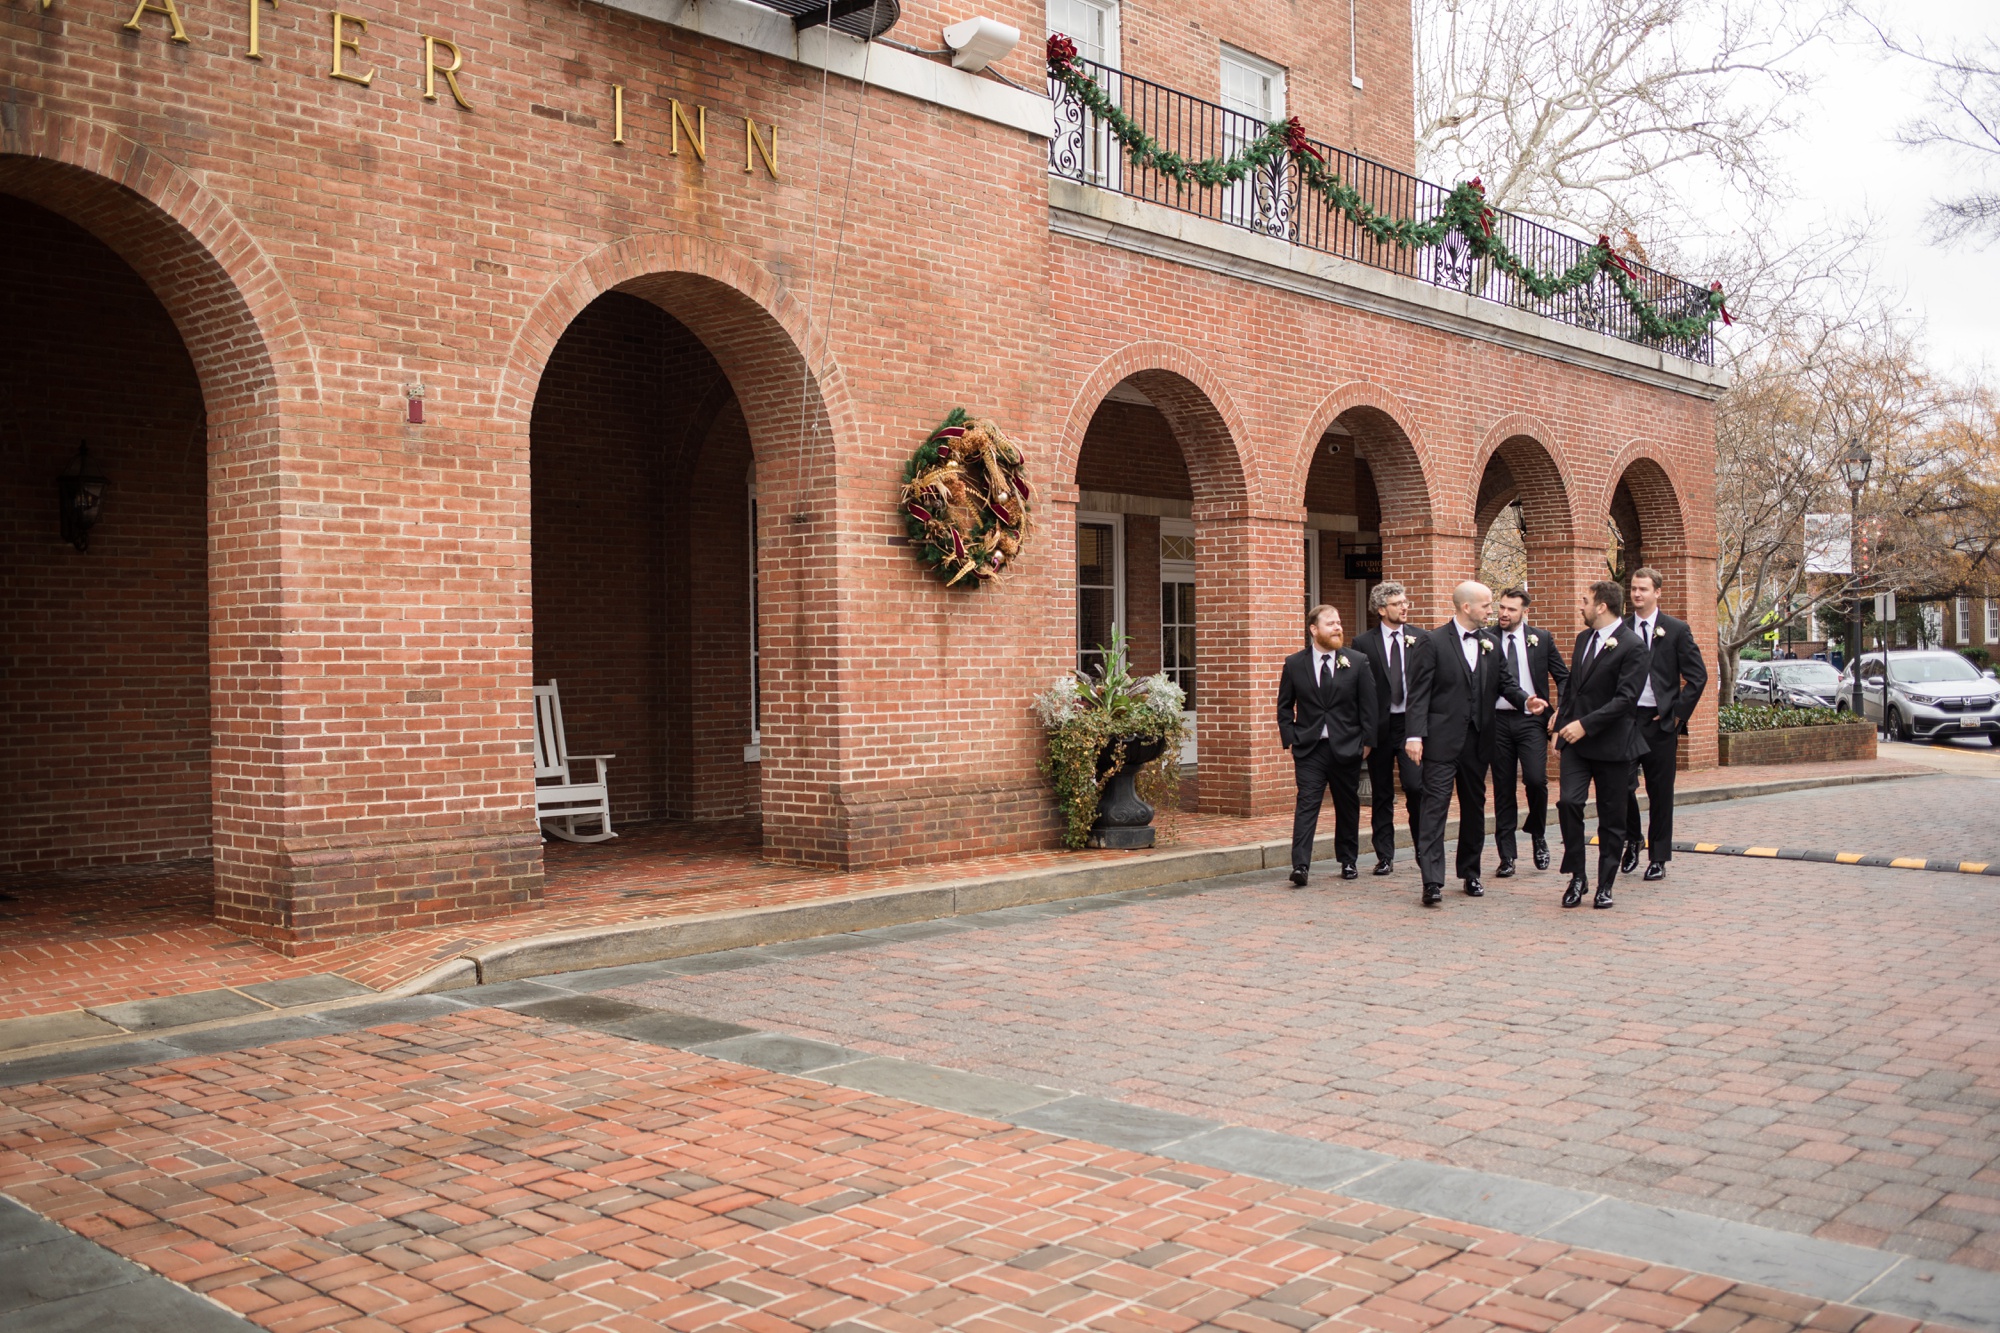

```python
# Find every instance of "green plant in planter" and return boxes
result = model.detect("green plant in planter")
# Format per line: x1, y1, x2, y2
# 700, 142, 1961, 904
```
1034, 629, 1187, 849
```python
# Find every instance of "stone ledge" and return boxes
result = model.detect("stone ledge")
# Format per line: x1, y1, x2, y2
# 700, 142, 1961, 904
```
1050, 176, 1729, 398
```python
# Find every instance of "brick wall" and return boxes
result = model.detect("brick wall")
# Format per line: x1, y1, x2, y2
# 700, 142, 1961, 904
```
0, 197, 209, 875
2, 0, 1716, 944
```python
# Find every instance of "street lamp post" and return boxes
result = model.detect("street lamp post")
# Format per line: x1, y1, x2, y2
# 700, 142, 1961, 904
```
1837, 437, 1873, 718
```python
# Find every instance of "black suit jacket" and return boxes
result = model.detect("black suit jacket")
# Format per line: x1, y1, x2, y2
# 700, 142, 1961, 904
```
1628, 611, 1709, 731
1554, 623, 1650, 761
1349, 625, 1422, 745
1276, 645, 1380, 759
1406, 621, 1531, 765
1491, 624, 1570, 732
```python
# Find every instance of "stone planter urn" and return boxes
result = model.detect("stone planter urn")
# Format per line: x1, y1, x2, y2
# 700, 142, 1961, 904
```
1087, 735, 1167, 849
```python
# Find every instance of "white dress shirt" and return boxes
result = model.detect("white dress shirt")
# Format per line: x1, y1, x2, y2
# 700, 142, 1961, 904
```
1633, 613, 1658, 708
1457, 622, 1482, 675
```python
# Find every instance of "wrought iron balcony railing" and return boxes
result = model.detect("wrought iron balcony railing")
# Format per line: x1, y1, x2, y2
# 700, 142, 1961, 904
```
1048, 58, 1716, 366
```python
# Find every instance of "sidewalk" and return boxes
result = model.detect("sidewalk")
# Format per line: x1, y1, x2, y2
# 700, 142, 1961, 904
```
0, 756, 1927, 1033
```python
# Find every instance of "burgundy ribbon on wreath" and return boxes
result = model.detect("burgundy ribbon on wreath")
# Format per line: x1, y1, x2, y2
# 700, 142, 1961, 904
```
1046, 33, 1077, 75
1282, 116, 1324, 163
1597, 235, 1641, 283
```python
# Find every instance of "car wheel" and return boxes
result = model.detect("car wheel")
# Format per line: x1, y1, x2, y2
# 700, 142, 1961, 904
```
1889, 710, 1911, 743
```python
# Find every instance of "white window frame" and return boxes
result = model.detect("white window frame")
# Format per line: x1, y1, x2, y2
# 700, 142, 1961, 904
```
1218, 45, 1287, 229
1160, 517, 1198, 764
1987, 598, 1998, 644
1076, 510, 1126, 677
1048, 0, 1122, 187
1956, 596, 1971, 643
745, 480, 761, 762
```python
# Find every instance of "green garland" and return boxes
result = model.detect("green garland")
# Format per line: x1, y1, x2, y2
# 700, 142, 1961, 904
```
1046, 35, 1731, 344
900, 408, 1032, 589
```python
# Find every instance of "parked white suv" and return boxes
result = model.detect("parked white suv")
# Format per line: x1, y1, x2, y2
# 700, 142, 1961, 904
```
1838, 650, 2000, 744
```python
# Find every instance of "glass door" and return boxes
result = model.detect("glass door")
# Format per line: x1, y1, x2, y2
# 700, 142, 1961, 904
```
1077, 511, 1124, 679
1219, 45, 1286, 231
1161, 518, 1197, 763
1048, 0, 1122, 187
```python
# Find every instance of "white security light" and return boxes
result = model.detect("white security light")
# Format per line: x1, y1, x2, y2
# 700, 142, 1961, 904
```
942, 16, 1020, 72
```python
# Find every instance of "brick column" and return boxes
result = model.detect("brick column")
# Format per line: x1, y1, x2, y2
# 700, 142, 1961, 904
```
1194, 510, 1299, 817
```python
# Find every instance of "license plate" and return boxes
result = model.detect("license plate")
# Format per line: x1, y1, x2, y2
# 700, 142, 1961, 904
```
1965, 718, 1980, 727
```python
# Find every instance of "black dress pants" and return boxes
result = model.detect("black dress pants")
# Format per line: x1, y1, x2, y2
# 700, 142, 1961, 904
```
1291, 739, 1362, 871
1490, 709, 1550, 864
1416, 722, 1487, 887
1367, 711, 1422, 865
1624, 717, 1680, 863
1560, 749, 1632, 888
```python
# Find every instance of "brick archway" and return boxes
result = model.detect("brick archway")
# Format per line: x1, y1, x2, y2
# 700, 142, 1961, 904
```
1, 116, 321, 935
1468, 416, 1582, 605
505, 236, 859, 868
1058, 342, 1251, 513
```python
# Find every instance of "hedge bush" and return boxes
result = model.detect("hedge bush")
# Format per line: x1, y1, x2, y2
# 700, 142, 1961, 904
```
1718, 703, 1856, 734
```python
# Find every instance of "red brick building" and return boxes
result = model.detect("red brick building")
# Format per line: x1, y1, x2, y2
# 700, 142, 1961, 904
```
1, 0, 1723, 948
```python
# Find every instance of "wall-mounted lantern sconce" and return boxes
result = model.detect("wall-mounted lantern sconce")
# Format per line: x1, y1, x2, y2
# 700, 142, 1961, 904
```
58, 442, 110, 551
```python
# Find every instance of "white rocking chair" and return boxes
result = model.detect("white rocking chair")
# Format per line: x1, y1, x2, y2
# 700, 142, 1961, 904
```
534, 679, 617, 843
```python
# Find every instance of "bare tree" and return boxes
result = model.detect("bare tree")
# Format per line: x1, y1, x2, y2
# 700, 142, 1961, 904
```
1856, 13, 2000, 247
1415, 0, 1829, 245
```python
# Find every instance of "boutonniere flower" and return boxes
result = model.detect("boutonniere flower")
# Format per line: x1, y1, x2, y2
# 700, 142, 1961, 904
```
1604, 639, 1617, 651
1654, 625, 1666, 640
1404, 634, 1416, 646
1480, 640, 1492, 653
1337, 654, 1350, 669
1528, 634, 1539, 647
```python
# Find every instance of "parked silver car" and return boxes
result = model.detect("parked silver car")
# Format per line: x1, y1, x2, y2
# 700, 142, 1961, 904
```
1735, 659, 1843, 709
1837, 650, 2000, 744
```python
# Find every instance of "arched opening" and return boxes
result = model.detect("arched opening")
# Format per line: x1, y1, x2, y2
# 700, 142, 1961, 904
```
1473, 433, 1575, 598
1069, 368, 1245, 799
0, 194, 210, 883
1320, 404, 1427, 627
527, 273, 835, 864
1608, 456, 1686, 589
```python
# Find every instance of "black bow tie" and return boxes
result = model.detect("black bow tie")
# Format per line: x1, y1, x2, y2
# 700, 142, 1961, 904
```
1462, 630, 1480, 640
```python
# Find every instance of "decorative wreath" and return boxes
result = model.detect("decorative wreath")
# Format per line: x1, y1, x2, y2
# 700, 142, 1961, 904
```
900, 409, 1032, 588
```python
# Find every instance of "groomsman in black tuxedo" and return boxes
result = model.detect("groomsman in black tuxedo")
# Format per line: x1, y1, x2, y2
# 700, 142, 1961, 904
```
1404, 581, 1547, 906
1489, 587, 1568, 877
1620, 566, 1709, 882
1552, 580, 1650, 909
1348, 580, 1424, 875
1277, 605, 1380, 886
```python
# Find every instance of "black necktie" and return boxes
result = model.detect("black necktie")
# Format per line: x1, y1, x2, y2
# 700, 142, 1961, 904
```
1509, 632, 1525, 694
1317, 654, 1333, 697
1388, 633, 1405, 706
1578, 632, 1601, 676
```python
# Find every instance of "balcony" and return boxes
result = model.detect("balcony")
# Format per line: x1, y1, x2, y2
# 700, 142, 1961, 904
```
1048, 58, 1716, 366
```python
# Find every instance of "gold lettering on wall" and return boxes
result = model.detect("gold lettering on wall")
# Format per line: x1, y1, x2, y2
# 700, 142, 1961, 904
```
245, 0, 276, 59
610, 84, 625, 145
422, 34, 470, 108
328, 11, 373, 85
123, 0, 190, 43
744, 117, 778, 179
670, 99, 706, 161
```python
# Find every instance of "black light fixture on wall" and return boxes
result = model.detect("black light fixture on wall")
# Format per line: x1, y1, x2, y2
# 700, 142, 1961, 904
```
58, 442, 110, 551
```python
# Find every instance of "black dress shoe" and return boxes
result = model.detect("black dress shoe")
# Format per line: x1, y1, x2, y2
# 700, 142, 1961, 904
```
1561, 876, 1587, 908
1533, 839, 1551, 871
1643, 862, 1666, 882
1341, 862, 1359, 881
1495, 860, 1515, 879
1289, 867, 1309, 888
1422, 883, 1442, 906
1620, 843, 1641, 875
1594, 886, 1615, 909
1462, 877, 1484, 897
1372, 860, 1395, 876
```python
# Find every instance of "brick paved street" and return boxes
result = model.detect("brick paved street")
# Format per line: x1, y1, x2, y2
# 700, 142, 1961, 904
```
0, 1008, 1961, 1333
1674, 777, 2000, 865
606, 781, 2000, 1277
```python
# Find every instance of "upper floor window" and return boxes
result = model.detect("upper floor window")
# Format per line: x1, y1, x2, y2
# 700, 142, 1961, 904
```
1048, 0, 1118, 66
1220, 45, 1286, 123
1956, 596, 1971, 642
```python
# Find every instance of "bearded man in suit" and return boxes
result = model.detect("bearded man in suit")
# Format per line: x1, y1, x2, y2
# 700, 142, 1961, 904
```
1620, 566, 1709, 882
1489, 586, 1568, 877
1404, 581, 1547, 907
1277, 605, 1380, 886
1348, 580, 1423, 876
1552, 580, 1650, 909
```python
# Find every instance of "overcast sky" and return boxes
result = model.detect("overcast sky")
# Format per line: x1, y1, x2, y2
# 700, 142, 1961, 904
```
1779, 1, 2000, 377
